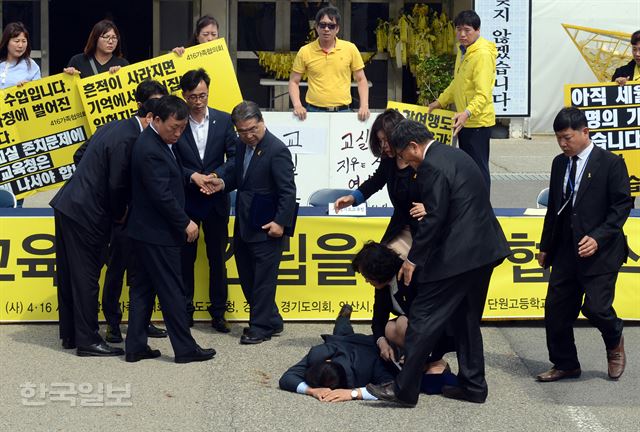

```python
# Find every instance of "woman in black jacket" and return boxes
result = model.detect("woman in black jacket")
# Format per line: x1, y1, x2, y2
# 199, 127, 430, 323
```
334, 109, 425, 258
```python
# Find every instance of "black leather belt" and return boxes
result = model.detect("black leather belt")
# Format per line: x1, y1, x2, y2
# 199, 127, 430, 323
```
307, 104, 351, 112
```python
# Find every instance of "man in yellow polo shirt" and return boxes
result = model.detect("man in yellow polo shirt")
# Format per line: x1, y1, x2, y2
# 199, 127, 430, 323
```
288, 5, 370, 122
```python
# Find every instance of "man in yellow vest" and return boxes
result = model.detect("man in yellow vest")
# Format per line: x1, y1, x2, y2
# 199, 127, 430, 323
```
428, 10, 496, 190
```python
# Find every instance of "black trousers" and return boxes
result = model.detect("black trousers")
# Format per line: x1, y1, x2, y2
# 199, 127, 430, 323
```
181, 211, 229, 320
395, 264, 494, 405
101, 223, 130, 328
545, 243, 623, 370
54, 210, 106, 347
458, 126, 491, 191
233, 235, 284, 337
125, 240, 196, 356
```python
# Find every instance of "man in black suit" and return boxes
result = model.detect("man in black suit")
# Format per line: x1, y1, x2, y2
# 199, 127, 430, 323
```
536, 107, 633, 382
211, 101, 297, 344
366, 120, 511, 406
176, 69, 236, 332
612, 30, 640, 86
50, 80, 167, 356
73, 79, 169, 344
125, 95, 215, 363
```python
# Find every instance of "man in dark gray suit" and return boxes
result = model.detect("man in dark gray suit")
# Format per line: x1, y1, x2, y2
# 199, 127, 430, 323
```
125, 95, 215, 363
176, 68, 236, 332
536, 107, 633, 382
367, 120, 510, 406
211, 101, 297, 345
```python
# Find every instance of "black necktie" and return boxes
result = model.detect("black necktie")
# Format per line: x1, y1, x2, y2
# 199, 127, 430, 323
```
565, 155, 578, 202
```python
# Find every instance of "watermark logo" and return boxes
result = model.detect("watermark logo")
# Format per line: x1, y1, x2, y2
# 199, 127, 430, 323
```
19, 382, 132, 407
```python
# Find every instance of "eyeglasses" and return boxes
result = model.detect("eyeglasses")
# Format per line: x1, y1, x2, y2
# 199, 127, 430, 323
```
236, 124, 261, 136
100, 35, 119, 42
317, 22, 337, 30
186, 93, 208, 103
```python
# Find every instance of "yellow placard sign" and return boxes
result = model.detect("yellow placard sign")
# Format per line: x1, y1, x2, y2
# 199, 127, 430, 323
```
0, 74, 89, 199
564, 82, 640, 196
77, 38, 243, 133
1, 214, 638, 322
386, 100, 455, 145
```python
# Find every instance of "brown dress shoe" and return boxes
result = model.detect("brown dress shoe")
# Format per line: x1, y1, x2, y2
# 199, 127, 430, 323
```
536, 367, 581, 382
607, 335, 625, 380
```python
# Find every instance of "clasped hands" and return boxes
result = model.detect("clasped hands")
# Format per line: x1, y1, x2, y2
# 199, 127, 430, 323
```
307, 387, 355, 403
191, 172, 224, 195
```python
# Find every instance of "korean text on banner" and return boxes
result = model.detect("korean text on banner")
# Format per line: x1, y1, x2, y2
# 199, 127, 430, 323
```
565, 82, 640, 196
386, 100, 455, 145
77, 38, 243, 134
0, 73, 88, 200
1, 214, 638, 322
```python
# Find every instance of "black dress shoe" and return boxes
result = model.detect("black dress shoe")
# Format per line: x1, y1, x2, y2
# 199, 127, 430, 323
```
125, 345, 161, 363
61, 338, 76, 349
240, 333, 271, 345
76, 341, 124, 357
105, 325, 123, 343
441, 385, 487, 403
337, 303, 353, 319
211, 318, 231, 333
146, 323, 168, 338
243, 326, 283, 336
365, 382, 415, 407
175, 345, 216, 364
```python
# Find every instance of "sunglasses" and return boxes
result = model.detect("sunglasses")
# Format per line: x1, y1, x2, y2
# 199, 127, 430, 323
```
317, 22, 337, 30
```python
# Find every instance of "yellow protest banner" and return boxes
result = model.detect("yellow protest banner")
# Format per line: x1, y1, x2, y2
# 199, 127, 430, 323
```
386, 100, 455, 145
564, 82, 640, 196
0, 74, 89, 199
1, 213, 638, 322
77, 38, 243, 133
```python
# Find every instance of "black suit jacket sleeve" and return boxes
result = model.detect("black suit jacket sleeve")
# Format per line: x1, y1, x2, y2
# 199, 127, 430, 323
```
140, 150, 190, 233
539, 155, 563, 260
407, 165, 448, 266
107, 137, 133, 221
271, 146, 297, 228
73, 140, 89, 165
589, 155, 631, 245
358, 158, 391, 200
612, 60, 636, 80
371, 288, 391, 341
213, 119, 237, 180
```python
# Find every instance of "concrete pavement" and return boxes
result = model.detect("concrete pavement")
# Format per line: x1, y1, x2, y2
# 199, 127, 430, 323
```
1, 322, 638, 431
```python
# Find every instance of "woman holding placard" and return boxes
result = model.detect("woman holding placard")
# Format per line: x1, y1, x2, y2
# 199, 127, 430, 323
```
64, 19, 129, 77
0, 22, 41, 89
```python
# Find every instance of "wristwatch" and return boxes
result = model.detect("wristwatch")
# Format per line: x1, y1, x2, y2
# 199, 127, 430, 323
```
351, 389, 358, 400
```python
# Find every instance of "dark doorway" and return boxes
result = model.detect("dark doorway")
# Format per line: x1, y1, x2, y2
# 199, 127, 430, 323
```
49, 0, 152, 74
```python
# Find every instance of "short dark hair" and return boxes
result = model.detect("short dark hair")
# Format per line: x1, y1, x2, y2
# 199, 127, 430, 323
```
369, 109, 405, 158
154, 95, 189, 121
389, 119, 434, 153
316, 5, 341, 26
304, 362, 347, 390
352, 241, 403, 284
180, 68, 210, 92
631, 30, 640, 45
552, 107, 587, 132
0, 22, 33, 66
453, 10, 481, 30
231, 100, 263, 124
83, 19, 123, 58
138, 97, 162, 117
135, 79, 168, 103
191, 15, 219, 46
